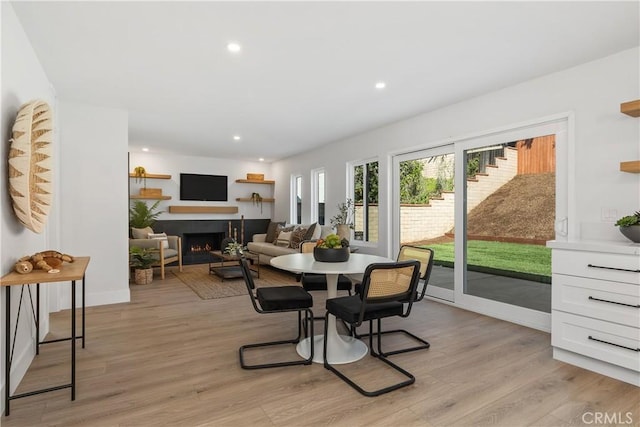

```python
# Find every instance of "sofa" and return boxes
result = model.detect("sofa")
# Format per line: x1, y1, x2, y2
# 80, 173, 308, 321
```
247, 222, 333, 265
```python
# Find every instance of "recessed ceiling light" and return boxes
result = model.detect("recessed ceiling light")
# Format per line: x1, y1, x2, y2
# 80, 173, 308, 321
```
227, 42, 242, 53
259, 158, 264, 162
375, 81, 386, 90
142, 147, 149, 152
233, 135, 241, 141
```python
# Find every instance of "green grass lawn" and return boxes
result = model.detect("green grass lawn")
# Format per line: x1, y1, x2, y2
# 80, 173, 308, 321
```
421, 240, 551, 282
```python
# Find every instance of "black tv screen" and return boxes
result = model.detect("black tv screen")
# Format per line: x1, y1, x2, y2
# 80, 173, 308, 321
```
180, 173, 228, 201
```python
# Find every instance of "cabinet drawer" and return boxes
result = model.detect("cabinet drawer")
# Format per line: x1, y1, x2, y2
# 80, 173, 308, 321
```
552, 311, 640, 371
552, 250, 640, 284
552, 275, 640, 326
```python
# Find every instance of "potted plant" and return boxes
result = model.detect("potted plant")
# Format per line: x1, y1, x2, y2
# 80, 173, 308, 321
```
129, 200, 163, 230
615, 211, 640, 243
133, 165, 147, 189
313, 233, 350, 262
251, 192, 263, 213
330, 199, 355, 240
129, 246, 155, 285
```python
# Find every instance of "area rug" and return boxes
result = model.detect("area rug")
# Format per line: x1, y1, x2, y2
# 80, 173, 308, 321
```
172, 265, 250, 300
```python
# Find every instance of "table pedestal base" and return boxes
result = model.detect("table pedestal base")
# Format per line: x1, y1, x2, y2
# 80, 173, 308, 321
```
296, 334, 368, 364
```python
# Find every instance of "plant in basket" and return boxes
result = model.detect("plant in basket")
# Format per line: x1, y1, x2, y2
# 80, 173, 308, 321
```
313, 233, 350, 262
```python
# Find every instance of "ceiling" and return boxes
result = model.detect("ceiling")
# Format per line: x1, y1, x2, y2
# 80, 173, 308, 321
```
10, 1, 639, 162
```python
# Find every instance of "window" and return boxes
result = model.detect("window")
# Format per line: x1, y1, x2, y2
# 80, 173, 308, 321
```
291, 175, 302, 224
311, 169, 325, 225
351, 159, 379, 242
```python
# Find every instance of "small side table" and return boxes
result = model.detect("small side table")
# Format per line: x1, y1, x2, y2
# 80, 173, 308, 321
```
209, 251, 259, 280
0, 256, 90, 416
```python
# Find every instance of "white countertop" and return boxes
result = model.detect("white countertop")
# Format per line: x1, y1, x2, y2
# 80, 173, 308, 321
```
547, 239, 640, 255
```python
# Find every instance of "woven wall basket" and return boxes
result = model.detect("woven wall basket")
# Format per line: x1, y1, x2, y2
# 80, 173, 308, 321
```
8, 100, 53, 233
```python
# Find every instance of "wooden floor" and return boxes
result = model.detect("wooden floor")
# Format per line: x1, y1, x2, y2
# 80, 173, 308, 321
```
3, 265, 638, 426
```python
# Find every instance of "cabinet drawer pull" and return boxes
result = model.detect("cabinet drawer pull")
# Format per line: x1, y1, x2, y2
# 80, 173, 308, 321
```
588, 296, 640, 308
587, 264, 640, 273
588, 336, 640, 352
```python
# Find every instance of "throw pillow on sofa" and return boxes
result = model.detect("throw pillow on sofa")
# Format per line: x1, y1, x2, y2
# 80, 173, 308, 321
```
275, 230, 294, 247
148, 232, 169, 249
289, 227, 308, 249
265, 220, 285, 243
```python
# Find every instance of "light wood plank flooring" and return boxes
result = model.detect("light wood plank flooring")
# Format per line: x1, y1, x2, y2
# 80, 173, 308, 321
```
3, 265, 638, 426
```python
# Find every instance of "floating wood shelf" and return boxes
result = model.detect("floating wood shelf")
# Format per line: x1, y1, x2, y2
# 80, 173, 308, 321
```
620, 160, 640, 173
129, 173, 172, 179
236, 198, 275, 202
235, 179, 275, 185
168, 206, 239, 214
620, 100, 640, 117
129, 195, 172, 200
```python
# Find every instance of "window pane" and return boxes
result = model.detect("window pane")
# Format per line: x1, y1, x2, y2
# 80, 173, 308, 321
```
352, 161, 378, 242
295, 176, 302, 224
318, 172, 325, 225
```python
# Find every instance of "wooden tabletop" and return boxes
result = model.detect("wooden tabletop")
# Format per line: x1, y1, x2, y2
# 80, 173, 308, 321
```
0, 256, 91, 287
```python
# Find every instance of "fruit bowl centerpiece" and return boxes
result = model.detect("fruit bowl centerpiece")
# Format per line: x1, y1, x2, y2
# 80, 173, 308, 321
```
313, 233, 350, 262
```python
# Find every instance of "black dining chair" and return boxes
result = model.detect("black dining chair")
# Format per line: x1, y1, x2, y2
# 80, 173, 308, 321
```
355, 245, 435, 356
238, 255, 315, 369
323, 260, 421, 396
299, 240, 353, 322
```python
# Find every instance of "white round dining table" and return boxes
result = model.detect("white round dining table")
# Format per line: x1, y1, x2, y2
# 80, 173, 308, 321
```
270, 252, 393, 364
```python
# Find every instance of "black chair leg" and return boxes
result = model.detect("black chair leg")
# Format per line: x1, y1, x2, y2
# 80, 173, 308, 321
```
323, 315, 415, 397
353, 319, 430, 357
239, 309, 314, 369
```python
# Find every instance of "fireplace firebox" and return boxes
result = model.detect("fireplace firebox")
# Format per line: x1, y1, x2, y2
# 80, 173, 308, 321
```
183, 232, 226, 264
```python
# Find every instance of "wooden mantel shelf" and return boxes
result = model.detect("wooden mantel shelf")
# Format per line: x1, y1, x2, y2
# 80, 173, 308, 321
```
130, 195, 172, 200
168, 206, 239, 214
235, 179, 275, 185
236, 197, 275, 202
620, 160, 640, 173
129, 173, 172, 179
620, 100, 640, 117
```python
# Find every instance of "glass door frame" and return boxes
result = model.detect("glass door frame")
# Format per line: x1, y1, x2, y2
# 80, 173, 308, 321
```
392, 143, 456, 302
453, 115, 570, 332
392, 113, 572, 332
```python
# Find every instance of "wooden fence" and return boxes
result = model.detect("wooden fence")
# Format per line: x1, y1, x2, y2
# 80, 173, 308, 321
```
515, 135, 555, 174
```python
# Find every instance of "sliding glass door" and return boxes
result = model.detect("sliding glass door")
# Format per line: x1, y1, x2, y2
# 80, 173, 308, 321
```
393, 145, 455, 302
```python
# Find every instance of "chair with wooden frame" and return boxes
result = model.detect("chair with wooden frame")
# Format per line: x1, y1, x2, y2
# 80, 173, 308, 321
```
355, 245, 435, 356
323, 260, 421, 397
238, 255, 315, 369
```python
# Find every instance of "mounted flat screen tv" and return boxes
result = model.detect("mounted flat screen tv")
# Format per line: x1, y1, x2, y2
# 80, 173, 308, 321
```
180, 173, 228, 201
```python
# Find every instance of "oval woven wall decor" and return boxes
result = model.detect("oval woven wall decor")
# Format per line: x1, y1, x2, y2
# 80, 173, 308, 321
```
8, 99, 53, 233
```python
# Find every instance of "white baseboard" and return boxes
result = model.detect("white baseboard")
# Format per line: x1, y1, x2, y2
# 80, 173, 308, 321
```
0, 337, 37, 414
56, 289, 130, 311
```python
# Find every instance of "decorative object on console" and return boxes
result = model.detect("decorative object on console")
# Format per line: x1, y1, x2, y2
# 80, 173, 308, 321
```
15, 251, 75, 274
8, 99, 53, 234
615, 211, 640, 243
313, 234, 350, 262
330, 199, 355, 241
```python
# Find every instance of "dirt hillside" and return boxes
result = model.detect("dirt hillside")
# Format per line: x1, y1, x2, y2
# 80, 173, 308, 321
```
466, 173, 555, 241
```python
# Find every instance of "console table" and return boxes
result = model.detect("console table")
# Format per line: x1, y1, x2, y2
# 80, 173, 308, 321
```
0, 256, 90, 416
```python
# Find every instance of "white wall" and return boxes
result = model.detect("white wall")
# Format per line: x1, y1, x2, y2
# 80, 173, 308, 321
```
58, 101, 130, 308
272, 47, 640, 257
128, 152, 274, 221
0, 1, 58, 402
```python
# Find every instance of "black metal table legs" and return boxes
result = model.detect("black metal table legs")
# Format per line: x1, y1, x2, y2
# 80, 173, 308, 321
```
3, 275, 85, 416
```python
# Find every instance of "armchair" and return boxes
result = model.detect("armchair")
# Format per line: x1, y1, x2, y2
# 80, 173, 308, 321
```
129, 234, 183, 279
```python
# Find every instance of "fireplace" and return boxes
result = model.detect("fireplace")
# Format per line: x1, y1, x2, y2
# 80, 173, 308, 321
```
183, 232, 226, 264
152, 219, 270, 266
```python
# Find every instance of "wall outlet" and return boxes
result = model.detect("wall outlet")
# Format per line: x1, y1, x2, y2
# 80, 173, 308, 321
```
601, 208, 618, 222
